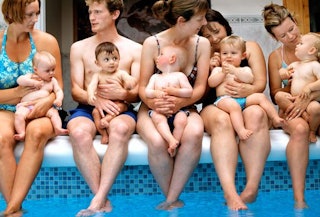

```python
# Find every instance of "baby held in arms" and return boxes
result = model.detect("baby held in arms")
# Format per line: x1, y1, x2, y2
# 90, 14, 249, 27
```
208, 35, 284, 140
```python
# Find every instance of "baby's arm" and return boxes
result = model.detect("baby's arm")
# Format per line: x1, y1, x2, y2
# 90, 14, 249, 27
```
208, 67, 226, 88
52, 78, 64, 107
121, 70, 137, 90
165, 73, 192, 98
17, 73, 43, 89
145, 75, 166, 98
225, 63, 253, 84
87, 73, 99, 105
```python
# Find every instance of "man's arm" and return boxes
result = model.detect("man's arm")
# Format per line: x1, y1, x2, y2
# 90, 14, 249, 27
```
69, 42, 89, 104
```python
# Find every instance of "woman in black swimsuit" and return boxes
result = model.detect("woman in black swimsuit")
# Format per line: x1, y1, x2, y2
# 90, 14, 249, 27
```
137, 0, 210, 210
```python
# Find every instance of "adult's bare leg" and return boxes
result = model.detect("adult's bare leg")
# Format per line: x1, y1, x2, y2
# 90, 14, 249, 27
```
164, 111, 203, 207
86, 114, 135, 212
239, 105, 270, 203
0, 111, 17, 203
282, 117, 309, 208
5, 117, 54, 214
137, 104, 173, 197
68, 117, 100, 194
201, 105, 247, 211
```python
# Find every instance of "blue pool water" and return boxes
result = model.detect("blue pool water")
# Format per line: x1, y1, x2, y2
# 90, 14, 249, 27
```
1, 190, 320, 217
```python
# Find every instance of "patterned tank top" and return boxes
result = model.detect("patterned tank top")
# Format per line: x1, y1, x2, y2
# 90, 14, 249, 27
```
0, 28, 37, 112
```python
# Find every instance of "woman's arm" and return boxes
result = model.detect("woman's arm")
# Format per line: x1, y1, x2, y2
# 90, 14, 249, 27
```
208, 67, 225, 88
139, 36, 163, 110
268, 48, 290, 103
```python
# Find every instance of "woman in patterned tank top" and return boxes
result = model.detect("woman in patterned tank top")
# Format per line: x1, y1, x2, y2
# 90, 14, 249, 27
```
0, 0, 62, 215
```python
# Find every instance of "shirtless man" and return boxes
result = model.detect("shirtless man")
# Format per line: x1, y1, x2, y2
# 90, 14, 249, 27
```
67, 0, 141, 215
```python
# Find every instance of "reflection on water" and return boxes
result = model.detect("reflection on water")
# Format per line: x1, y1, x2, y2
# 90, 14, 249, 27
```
0, 190, 319, 217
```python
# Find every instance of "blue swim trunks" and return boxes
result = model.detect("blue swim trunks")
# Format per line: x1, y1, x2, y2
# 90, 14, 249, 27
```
68, 103, 137, 123
214, 95, 247, 110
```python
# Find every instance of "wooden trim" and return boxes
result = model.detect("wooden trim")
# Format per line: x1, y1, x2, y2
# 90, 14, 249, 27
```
283, 0, 310, 34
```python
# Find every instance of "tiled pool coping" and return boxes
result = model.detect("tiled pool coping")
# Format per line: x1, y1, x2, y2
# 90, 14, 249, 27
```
15, 159, 320, 200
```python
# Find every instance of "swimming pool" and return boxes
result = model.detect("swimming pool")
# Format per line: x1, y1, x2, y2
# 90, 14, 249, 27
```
1, 190, 320, 216
0, 160, 319, 216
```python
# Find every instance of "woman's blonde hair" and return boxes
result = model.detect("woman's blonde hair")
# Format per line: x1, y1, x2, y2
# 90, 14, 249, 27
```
262, 3, 296, 38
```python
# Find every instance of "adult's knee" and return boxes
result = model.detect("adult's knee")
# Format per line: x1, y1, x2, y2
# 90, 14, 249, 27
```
109, 119, 133, 138
243, 106, 267, 128
69, 126, 94, 147
0, 133, 15, 158
25, 123, 51, 143
292, 121, 309, 136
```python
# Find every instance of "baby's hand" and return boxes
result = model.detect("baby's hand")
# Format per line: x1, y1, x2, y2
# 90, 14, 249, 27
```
300, 86, 311, 99
222, 62, 236, 74
279, 67, 294, 80
210, 52, 221, 69
154, 90, 166, 98
88, 95, 96, 105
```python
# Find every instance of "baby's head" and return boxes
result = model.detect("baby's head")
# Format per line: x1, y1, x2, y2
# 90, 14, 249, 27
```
219, 35, 246, 66
32, 51, 56, 81
95, 42, 120, 73
295, 32, 320, 62
156, 45, 187, 72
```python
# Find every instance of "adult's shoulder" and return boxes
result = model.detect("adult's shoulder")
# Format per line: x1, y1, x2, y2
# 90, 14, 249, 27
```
197, 35, 211, 51
245, 40, 263, 52
70, 36, 94, 52
119, 36, 142, 48
268, 46, 281, 62
31, 29, 58, 44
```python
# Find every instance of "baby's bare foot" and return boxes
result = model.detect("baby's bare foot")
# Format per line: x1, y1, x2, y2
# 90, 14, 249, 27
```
238, 129, 253, 140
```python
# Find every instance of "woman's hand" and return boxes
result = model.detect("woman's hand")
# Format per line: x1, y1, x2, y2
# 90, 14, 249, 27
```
27, 94, 54, 119
285, 95, 310, 120
224, 79, 252, 98
15, 85, 36, 98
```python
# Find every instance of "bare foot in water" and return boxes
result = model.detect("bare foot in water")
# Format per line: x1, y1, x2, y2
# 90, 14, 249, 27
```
225, 193, 248, 211
156, 199, 184, 210
2, 208, 25, 217
76, 199, 112, 217
240, 189, 258, 203
295, 201, 309, 209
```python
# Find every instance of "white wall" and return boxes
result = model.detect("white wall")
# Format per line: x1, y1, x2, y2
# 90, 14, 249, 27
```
211, 0, 282, 15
